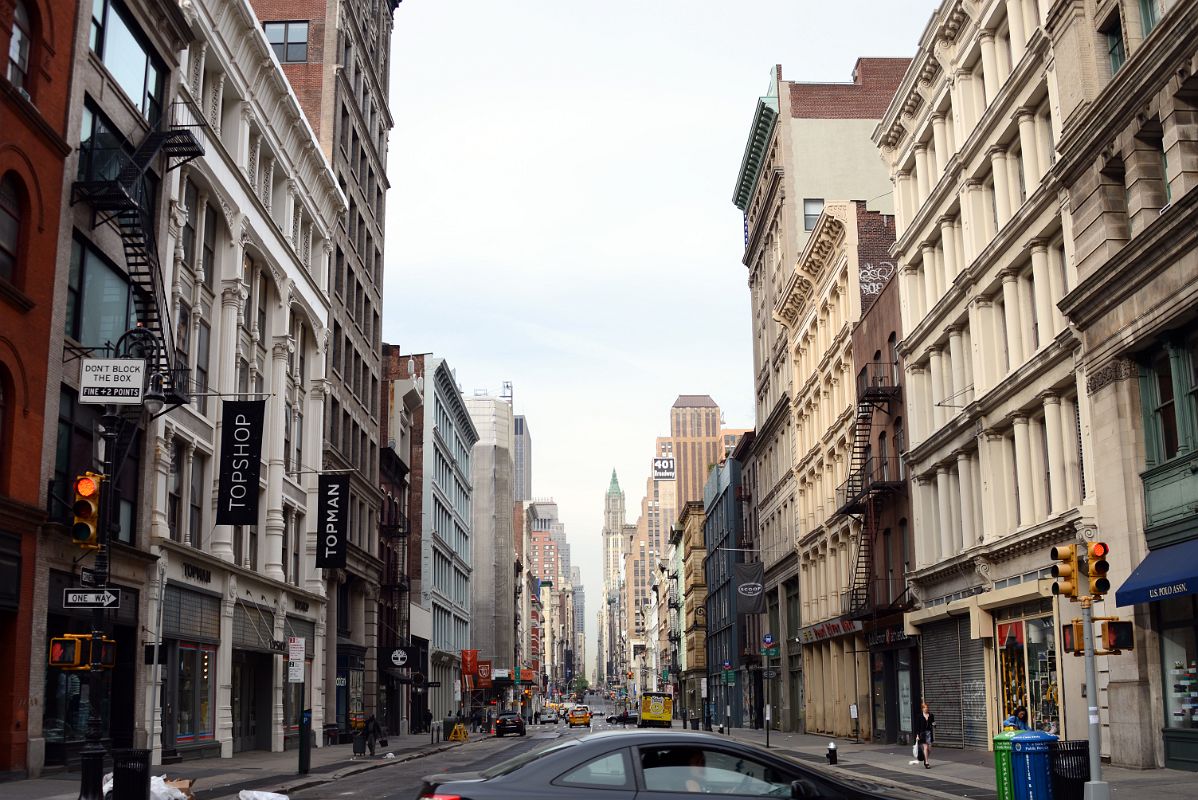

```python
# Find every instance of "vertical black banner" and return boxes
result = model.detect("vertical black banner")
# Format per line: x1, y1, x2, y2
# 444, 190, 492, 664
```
316, 474, 349, 569
216, 400, 266, 525
735, 562, 766, 615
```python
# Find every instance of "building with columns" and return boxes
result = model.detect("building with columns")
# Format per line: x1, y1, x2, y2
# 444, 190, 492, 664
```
1052, 0, 1198, 771
876, 0, 1097, 753
731, 60, 907, 733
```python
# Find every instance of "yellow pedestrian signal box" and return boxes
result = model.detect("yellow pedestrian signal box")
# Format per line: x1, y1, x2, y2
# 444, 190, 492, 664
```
1060, 621, 1085, 655
1051, 544, 1081, 598
1102, 621, 1134, 652
47, 635, 116, 670
71, 473, 104, 551
1087, 542, 1111, 597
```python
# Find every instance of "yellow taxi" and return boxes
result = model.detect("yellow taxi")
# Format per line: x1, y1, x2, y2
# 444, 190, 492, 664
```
567, 704, 592, 728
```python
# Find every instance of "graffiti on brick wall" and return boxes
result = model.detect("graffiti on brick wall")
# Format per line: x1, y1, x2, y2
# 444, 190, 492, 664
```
859, 262, 895, 300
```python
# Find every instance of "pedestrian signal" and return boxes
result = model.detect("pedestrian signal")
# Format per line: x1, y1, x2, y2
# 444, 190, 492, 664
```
71, 473, 103, 551
1101, 620, 1134, 652
1087, 542, 1111, 596
49, 636, 86, 669
1050, 544, 1080, 598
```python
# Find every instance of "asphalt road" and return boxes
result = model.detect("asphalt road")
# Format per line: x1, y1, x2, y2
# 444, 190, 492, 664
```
291, 694, 629, 800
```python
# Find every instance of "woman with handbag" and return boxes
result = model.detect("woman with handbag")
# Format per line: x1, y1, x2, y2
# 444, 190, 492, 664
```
914, 702, 936, 768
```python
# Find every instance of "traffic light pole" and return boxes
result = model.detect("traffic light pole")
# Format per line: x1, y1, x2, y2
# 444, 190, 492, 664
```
1080, 597, 1109, 800
79, 409, 119, 800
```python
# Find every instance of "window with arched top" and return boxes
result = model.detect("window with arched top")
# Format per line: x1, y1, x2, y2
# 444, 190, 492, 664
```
7, 0, 32, 92
0, 173, 23, 284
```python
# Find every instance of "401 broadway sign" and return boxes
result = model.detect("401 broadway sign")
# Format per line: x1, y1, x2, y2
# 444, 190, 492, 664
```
216, 401, 266, 524
315, 474, 349, 568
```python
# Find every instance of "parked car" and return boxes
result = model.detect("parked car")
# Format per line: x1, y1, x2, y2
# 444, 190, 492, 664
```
417, 730, 917, 799
493, 712, 526, 737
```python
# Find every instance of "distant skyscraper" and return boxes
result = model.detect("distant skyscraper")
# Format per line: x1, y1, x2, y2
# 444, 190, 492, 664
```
670, 396, 723, 506
514, 415, 532, 501
602, 471, 627, 591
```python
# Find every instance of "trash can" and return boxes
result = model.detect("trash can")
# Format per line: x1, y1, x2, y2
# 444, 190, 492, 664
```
1011, 730, 1057, 800
352, 732, 367, 756
443, 717, 456, 740
690, 718, 699, 730
110, 748, 151, 800
1049, 740, 1090, 800
993, 731, 1018, 800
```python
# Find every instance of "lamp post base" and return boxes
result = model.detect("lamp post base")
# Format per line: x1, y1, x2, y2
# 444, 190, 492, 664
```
78, 745, 106, 800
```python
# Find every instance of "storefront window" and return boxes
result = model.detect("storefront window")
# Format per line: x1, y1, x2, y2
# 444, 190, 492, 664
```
997, 604, 1060, 734
897, 649, 913, 734
44, 669, 109, 743
177, 643, 215, 741
1159, 596, 1198, 729
872, 654, 886, 732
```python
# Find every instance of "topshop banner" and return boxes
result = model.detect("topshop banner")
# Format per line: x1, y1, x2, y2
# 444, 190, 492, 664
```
315, 474, 350, 568
216, 400, 266, 525
734, 562, 766, 615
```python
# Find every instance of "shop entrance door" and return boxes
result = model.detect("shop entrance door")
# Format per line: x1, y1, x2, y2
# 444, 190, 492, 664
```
232, 652, 272, 752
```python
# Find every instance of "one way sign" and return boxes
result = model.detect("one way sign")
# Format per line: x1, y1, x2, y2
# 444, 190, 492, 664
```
63, 589, 121, 609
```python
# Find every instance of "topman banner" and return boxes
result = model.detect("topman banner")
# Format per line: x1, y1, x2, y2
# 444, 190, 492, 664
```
734, 562, 766, 615
216, 400, 266, 525
315, 474, 350, 568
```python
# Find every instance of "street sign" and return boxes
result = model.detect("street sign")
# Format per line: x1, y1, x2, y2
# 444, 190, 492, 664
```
288, 636, 305, 662
763, 669, 779, 679
761, 645, 779, 657
63, 588, 120, 609
723, 670, 735, 685
79, 567, 99, 587
288, 660, 304, 683
763, 633, 775, 646
722, 659, 732, 670
79, 358, 146, 405
426, 681, 442, 688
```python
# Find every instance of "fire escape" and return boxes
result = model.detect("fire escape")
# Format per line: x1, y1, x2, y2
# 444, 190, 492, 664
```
381, 501, 410, 648
71, 100, 205, 401
836, 361, 905, 618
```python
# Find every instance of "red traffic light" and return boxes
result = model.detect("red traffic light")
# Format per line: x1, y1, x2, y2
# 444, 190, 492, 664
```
1090, 542, 1109, 558
75, 475, 99, 498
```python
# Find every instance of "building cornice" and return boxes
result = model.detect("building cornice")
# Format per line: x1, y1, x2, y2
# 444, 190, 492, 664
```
733, 97, 780, 211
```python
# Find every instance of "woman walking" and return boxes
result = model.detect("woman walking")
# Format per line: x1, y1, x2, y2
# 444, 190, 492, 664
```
915, 702, 936, 768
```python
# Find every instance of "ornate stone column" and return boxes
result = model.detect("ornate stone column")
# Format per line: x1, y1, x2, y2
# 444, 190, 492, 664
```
179, 440, 195, 547
1015, 108, 1041, 189
979, 31, 1000, 105
1011, 415, 1035, 526
265, 333, 293, 582
1006, 0, 1028, 62
1028, 240, 1054, 347
931, 113, 950, 177
989, 146, 1012, 227
936, 465, 955, 560
1000, 270, 1024, 370
939, 216, 958, 284
211, 280, 244, 562
152, 427, 175, 541
948, 326, 967, 410
929, 347, 946, 430
1041, 392, 1068, 514
921, 243, 939, 314
914, 143, 931, 206
957, 451, 976, 550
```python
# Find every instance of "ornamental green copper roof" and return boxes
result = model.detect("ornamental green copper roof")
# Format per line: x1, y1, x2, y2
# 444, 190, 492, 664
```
732, 96, 779, 211
609, 469, 620, 492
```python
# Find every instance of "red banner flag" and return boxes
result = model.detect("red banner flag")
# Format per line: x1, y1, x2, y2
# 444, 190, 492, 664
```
478, 660, 493, 689
461, 649, 479, 675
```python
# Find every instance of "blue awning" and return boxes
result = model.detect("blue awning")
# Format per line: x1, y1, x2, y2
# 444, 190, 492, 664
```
1115, 538, 1198, 607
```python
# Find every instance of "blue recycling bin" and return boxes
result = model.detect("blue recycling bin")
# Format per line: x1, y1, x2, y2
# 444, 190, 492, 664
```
1011, 730, 1058, 800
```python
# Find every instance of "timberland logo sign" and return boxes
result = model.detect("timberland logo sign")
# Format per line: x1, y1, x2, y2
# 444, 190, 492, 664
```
1149, 582, 1188, 599
216, 401, 265, 525
315, 474, 349, 569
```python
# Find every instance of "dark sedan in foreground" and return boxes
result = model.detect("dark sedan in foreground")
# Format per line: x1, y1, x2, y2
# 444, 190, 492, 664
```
417, 730, 916, 799
492, 712, 526, 737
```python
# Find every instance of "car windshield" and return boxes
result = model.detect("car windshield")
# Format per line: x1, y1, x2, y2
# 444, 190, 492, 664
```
480, 739, 580, 779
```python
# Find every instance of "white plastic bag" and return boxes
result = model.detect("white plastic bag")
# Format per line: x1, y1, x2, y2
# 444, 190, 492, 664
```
150, 776, 189, 800
238, 792, 289, 800
912, 743, 919, 759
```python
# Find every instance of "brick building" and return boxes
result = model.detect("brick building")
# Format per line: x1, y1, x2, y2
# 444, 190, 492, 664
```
0, 0, 75, 778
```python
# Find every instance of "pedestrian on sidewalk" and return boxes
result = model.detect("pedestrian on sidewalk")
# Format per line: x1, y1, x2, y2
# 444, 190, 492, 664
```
364, 713, 387, 756
915, 702, 936, 769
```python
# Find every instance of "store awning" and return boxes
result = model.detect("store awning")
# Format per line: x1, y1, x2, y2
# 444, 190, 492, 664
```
1115, 538, 1198, 607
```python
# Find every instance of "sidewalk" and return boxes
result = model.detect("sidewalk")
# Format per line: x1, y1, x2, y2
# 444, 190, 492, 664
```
0, 730, 483, 800
721, 727, 1197, 800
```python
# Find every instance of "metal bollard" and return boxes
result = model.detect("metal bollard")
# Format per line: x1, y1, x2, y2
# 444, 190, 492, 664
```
826, 741, 838, 765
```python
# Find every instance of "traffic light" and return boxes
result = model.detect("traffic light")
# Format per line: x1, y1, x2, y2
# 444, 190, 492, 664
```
627, 670, 634, 680
1050, 544, 1080, 598
1060, 621, 1085, 655
1087, 542, 1111, 597
1102, 620, 1134, 651
48, 636, 86, 669
71, 473, 103, 551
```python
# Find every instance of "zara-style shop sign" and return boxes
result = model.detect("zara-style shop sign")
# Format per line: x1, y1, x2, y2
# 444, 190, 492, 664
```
315, 474, 350, 569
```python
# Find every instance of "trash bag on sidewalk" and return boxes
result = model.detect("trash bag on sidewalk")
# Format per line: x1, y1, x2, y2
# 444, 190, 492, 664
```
102, 773, 191, 800
238, 792, 289, 800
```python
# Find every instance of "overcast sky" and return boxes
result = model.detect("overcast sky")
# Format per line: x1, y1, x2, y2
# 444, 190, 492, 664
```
383, 0, 940, 680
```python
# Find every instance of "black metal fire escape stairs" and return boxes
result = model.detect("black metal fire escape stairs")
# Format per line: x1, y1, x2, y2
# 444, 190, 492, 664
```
836, 362, 904, 618
71, 102, 205, 404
